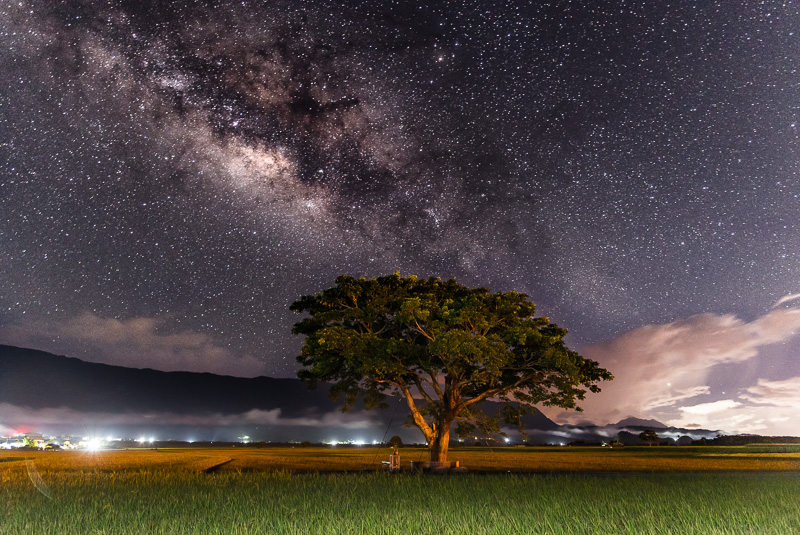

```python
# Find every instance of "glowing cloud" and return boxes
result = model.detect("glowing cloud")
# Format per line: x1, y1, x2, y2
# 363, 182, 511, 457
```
553, 307, 800, 429
773, 293, 800, 308
741, 377, 800, 407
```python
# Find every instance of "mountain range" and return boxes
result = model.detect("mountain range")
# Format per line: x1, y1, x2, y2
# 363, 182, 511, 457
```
0, 345, 720, 444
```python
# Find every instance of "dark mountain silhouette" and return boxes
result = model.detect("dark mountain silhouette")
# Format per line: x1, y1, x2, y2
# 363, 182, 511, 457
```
0, 345, 559, 440
614, 417, 668, 429
0, 344, 335, 417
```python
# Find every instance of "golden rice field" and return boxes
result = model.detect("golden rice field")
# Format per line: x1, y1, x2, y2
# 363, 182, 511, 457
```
2, 444, 800, 478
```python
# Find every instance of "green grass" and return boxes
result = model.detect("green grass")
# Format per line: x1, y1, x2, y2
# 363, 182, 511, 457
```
3, 471, 800, 534
3, 446, 800, 534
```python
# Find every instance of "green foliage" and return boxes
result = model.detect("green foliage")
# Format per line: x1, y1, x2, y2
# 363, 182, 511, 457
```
292, 273, 613, 460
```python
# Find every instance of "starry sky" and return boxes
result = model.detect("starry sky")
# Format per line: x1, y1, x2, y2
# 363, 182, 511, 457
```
2, 0, 800, 435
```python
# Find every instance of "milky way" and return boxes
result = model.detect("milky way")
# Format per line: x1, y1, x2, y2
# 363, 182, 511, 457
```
2, 1, 800, 431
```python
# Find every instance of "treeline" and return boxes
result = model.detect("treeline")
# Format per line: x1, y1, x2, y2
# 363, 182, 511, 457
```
696, 435, 800, 446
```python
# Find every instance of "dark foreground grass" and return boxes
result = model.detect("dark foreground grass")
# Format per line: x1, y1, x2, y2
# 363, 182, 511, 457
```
3, 470, 800, 534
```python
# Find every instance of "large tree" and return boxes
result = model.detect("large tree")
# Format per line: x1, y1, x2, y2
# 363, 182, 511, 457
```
291, 273, 612, 463
639, 429, 660, 447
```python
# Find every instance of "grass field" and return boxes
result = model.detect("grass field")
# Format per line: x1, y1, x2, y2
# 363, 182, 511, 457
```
3, 446, 800, 534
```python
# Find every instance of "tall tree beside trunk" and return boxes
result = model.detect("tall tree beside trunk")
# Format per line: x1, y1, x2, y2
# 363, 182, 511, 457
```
291, 273, 613, 463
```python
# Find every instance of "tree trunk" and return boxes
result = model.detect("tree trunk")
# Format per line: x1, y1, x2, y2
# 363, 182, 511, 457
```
428, 419, 451, 462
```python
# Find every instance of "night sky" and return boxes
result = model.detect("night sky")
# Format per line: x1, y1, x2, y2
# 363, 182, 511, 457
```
2, 0, 800, 435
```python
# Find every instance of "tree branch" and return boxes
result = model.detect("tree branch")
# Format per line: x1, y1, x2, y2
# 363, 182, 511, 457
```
396, 360, 439, 392
458, 372, 537, 411
426, 368, 444, 398
414, 319, 435, 341
398, 384, 434, 441
411, 376, 436, 404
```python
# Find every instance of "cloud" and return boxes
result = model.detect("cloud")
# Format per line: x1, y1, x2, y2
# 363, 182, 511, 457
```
241, 409, 376, 429
741, 377, 800, 408
677, 399, 743, 415
554, 307, 800, 429
641, 386, 711, 412
0, 403, 377, 435
773, 293, 800, 307
665, 388, 800, 436
0, 312, 266, 377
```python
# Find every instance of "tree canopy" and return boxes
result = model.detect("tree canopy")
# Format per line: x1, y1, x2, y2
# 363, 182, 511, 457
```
639, 429, 660, 447
291, 273, 613, 462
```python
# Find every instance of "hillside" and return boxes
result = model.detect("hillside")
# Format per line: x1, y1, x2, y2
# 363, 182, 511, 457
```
0, 345, 559, 441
